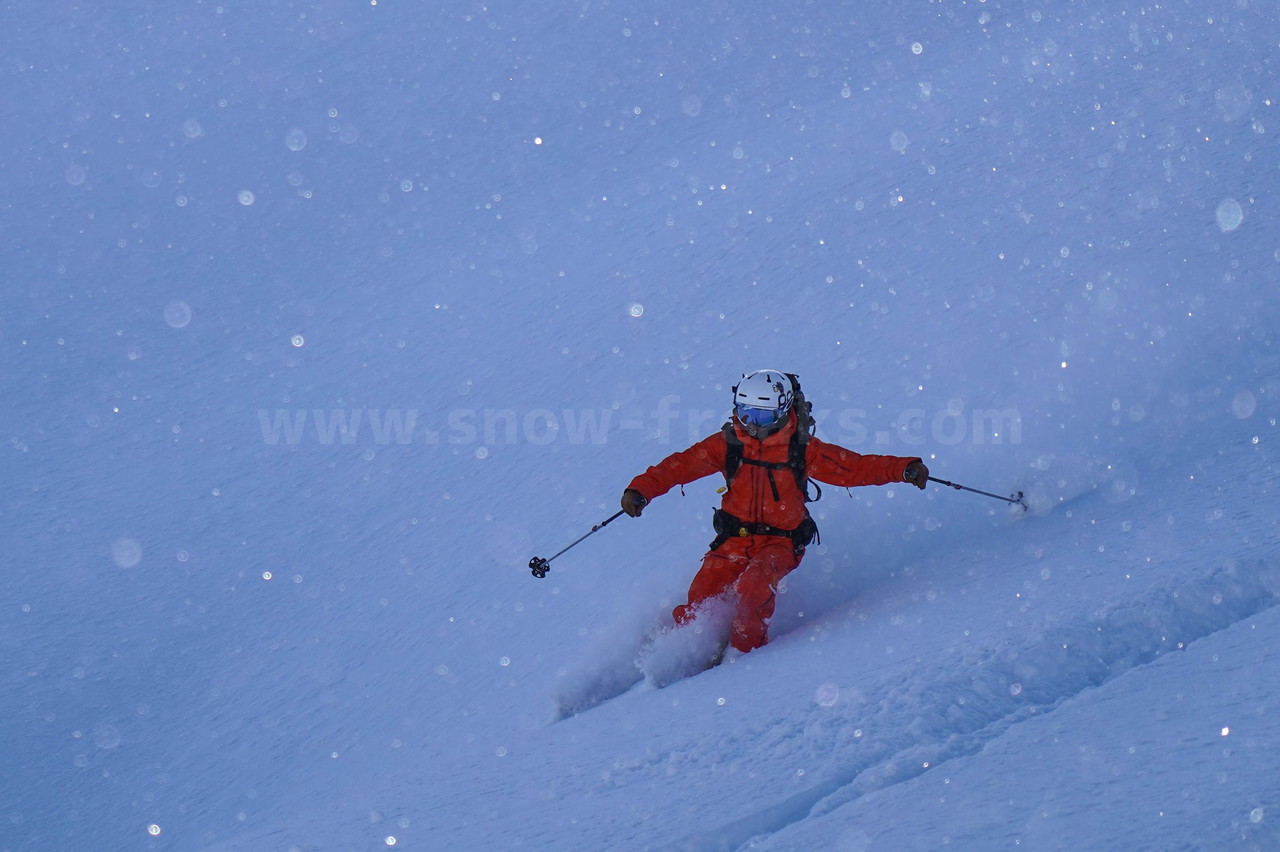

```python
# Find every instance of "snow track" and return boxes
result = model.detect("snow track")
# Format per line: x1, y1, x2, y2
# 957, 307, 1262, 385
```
674, 561, 1280, 852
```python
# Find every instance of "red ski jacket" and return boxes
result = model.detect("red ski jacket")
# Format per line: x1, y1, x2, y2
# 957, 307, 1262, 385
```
626, 413, 918, 532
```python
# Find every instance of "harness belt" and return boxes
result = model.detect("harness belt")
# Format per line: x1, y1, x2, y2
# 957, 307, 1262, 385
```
710, 508, 819, 555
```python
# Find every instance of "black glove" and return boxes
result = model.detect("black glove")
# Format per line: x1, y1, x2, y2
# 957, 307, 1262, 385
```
621, 489, 649, 517
903, 460, 929, 490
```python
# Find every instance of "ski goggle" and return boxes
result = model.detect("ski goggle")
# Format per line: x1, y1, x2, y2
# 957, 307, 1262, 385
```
735, 403, 783, 426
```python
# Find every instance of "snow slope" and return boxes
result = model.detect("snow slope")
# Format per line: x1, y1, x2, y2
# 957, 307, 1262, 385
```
3, 1, 1278, 850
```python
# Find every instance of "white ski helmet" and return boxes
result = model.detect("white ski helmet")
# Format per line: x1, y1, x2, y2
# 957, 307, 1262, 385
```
733, 369, 794, 424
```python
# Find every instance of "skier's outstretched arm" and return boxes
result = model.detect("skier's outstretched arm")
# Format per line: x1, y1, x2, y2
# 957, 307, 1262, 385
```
806, 436, 928, 489
621, 433, 726, 517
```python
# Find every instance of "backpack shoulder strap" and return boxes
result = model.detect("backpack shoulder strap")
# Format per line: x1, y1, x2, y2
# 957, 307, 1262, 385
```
721, 422, 743, 484
785, 424, 822, 503
787, 428, 807, 487
783, 373, 821, 503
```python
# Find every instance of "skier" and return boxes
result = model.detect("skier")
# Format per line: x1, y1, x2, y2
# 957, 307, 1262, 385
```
620, 369, 928, 658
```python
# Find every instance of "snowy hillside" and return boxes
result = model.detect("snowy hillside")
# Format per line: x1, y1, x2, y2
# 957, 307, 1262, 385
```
4, 1, 1278, 850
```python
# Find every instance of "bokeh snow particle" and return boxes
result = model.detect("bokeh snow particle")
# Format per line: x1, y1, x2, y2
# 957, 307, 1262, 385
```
1216, 198, 1244, 232
1215, 83, 1253, 122
94, 723, 122, 749
890, 130, 910, 153
164, 300, 192, 329
629, 303, 645, 318
112, 538, 143, 569
285, 128, 308, 151
291, 334, 305, 348
1232, 391, 1257, 419
238, 190, 256, 206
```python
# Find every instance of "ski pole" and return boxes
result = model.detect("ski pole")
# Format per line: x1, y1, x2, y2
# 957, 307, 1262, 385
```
529, 510, 627, 578
927, 476, 1028, 511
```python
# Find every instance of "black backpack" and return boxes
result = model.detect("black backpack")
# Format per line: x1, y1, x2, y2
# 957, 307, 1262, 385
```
722, 372, 822, 505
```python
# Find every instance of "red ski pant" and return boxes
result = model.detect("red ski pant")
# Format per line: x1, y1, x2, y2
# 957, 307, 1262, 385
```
672, 535, 801, 653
